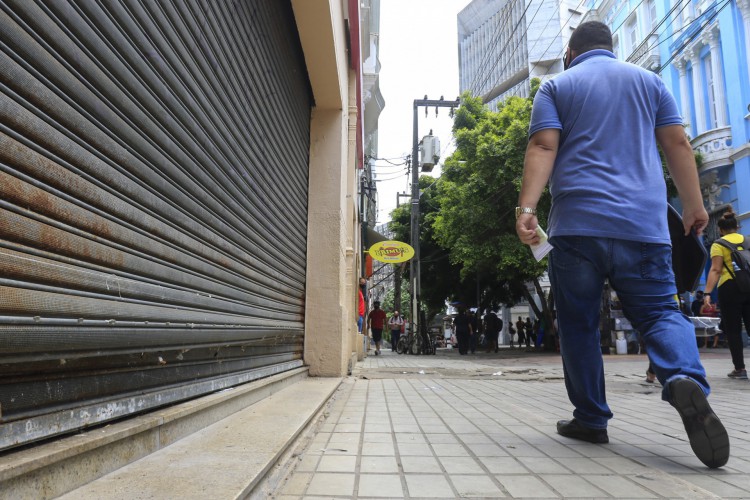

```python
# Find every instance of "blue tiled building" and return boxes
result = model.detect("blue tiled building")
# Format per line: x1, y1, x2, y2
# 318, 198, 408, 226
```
582, 0, 749, 242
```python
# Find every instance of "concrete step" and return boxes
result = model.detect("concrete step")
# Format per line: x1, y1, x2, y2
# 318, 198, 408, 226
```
0, 368, 340, 499
58, 376, 340, 499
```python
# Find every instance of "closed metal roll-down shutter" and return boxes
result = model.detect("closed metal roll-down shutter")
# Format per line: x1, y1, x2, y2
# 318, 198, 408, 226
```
0, 0, 311, 451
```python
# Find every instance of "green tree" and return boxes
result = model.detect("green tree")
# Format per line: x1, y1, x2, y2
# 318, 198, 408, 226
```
389, 176, 472, 319
382, 287, 411, 318
433, 82, 555, 326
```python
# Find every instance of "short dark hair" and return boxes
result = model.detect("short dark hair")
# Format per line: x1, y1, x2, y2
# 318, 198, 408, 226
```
569, 21, 613, 54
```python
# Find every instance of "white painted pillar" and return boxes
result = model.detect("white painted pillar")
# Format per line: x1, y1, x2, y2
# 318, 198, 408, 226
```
704, 30, 727, 127
675, 59, 691, 126
687, 48, 706, 134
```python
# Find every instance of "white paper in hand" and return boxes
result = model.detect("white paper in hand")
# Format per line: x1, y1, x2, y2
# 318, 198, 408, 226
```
531, 226, 553, 261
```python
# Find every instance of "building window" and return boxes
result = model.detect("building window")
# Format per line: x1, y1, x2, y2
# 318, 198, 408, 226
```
613, 35, 620, 59
626, 17, 638, 54
648, 0, 657, 29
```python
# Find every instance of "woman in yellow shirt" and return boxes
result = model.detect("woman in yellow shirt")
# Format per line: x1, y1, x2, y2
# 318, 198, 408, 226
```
703, 207, 750, 379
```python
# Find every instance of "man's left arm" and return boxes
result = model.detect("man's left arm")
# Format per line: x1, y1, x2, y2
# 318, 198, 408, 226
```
655, 124, 708, 235
516, 129, 560, 245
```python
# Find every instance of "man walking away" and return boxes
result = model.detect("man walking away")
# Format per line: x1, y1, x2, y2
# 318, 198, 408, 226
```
367, 301, 387, 356
515, 21, 729, 468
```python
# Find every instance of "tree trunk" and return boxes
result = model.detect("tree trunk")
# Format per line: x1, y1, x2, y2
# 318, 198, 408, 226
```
521, 287, 543, 320
533, 278, 557, 351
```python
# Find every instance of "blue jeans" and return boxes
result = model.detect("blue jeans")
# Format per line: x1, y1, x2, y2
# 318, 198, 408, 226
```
548, 236, 709, 429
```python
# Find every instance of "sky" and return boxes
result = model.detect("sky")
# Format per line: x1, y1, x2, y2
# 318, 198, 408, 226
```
374, 0, 473, 224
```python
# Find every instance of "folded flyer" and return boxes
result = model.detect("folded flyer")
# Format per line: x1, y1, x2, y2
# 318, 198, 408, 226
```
531, 226, 553, 261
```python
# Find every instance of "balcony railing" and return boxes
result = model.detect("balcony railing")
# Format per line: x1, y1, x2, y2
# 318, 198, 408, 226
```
691, 126, 733, 169
629, 34, 660, 70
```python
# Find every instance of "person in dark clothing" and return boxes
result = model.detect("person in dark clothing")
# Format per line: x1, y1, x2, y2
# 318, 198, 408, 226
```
524, 317, 533, 348
690, 290, 704, 317
484, 311, 502, 353
453, 308, 473, 355
515, 317, 526, 348
468, 310, 479, 354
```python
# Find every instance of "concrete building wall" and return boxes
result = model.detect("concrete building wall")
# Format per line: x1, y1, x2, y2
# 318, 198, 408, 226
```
293, 0, 367, 377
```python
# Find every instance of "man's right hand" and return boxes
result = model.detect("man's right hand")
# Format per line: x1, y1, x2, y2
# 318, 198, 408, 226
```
682, 205, 709, 236
516, 214, 540, 246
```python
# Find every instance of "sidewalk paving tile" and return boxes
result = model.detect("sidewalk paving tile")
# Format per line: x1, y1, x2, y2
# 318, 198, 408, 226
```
449, 474, 505, 497
396, 442, 433, 456
541, 474, 609, 497
678, 474, 750, 498
358, 474, 404, 497
496, 474, 558, 497
515, 456, 570, 474
273, 350, 750, 499
437, 456, 482, 474
305, 472, 355, 496
317, 455, 357, 472
425, 433, 459, 444
362, 441, 396, 455
558, 456, 614, 474
479, 456, 531, 474
363, 432, 393, 443
430, 443, 472, 456
360, 455, 400, 473
399, 455, 442, 473
404, 474, 454, 497
583, 474, 658, 497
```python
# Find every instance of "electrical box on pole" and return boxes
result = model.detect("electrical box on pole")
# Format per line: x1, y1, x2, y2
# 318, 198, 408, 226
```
419, 133, 440, 172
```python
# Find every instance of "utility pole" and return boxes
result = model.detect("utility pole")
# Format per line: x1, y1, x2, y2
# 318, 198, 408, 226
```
410, 96, 460, 340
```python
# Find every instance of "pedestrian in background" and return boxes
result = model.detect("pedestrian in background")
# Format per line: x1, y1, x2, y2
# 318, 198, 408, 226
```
468, 310, 479, 354
515, 316, 526, 349
357, 277, 367, 333
388, 310, 404, 352
703, 207, 750, 379
483, 310, 502, 353
524, 317, 533, 348
516, 21, 728, 468
367, 301, 387, 356
690, 290, 704, 317
453, 307, 472, 355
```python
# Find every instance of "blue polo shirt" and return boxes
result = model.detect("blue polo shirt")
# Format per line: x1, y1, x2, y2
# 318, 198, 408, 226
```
529, 50, 683, 244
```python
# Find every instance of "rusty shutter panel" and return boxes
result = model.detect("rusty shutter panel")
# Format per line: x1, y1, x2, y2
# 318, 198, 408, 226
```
0, 0, 311, 450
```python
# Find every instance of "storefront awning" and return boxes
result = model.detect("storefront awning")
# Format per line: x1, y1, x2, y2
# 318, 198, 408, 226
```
365, 226, 388, 246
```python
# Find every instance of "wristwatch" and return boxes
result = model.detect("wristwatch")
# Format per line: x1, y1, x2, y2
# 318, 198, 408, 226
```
515, 206, 537, 219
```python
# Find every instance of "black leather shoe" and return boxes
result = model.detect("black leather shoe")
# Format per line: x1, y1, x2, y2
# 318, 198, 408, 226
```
669, 378, 729, 468
556, 418, 608, 443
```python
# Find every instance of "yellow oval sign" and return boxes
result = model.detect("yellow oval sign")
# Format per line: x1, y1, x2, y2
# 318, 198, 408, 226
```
368, 240, 415, 263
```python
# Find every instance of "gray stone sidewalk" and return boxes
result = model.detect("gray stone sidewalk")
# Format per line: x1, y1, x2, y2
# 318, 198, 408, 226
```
272, 347, 750, 499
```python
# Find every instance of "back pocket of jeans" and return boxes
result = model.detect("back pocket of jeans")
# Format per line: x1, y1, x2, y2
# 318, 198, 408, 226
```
639, 243, 674, 281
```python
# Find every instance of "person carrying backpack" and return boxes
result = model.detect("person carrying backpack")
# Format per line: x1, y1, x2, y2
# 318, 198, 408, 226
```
703, 207, 750, 379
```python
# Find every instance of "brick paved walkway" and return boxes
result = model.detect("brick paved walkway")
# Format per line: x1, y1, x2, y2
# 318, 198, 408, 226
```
273, 347, 750, 499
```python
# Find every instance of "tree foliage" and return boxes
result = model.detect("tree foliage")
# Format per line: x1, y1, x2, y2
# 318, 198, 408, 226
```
432, 82, 551, 312
388, 176, 471, 318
